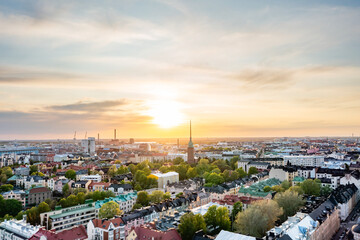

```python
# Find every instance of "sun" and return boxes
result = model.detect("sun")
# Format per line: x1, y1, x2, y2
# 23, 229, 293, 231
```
147, 101, 185, 128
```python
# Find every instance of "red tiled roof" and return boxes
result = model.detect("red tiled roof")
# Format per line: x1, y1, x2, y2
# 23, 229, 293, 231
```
29, 225, 87, 240
132, 226, 181, 240
29, 187, 51, 194
92, 218, 124, 229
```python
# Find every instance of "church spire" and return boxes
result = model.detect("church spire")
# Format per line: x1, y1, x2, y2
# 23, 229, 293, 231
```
188, 120, 193, 148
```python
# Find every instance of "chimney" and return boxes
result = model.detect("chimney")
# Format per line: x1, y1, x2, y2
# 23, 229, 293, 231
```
114, 129, 117, 140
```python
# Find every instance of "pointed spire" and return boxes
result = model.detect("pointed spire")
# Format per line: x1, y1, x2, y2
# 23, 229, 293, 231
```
188, 120, 193, 148
190, 120, 192, 141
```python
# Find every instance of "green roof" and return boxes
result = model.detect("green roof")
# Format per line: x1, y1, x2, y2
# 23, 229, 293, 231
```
50, 204, 95, 219
238, 178, 281, 197
293, 176, 305, 182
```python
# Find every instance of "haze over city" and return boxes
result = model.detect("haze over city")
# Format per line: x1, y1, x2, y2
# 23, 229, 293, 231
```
0, 0, 359, 140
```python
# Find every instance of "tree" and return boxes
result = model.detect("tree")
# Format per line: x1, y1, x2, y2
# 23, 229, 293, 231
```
30, 165, 38, 175
2, 167, 13, 178
320, 185, 333, 197
289, 185, 304, 195
65, 169, 76, 180
173, 157, 184, 165
136, 191, 150, 206
206, 173, 224, 186
176, 192, 184, 198
62, 183, 70, 197
52, 165, 57, 173
271, 185, 285, 193
248, 167, 259, 176
178, 213, 206, 240
263, 186, 271, 192
204, 205, 231, 233
300, 179, 321, 196
0, 184, 13, 192
176, 164, 188, 180
281, 180, 291, 190
186, 167, 197, 179
231, 201, 243, 220
150, 190, 164, 203
159, 166, 169, 173
274, 190, 305, 221
230, 156, 240, 170
108, 165, 117, 178
234, 200, 283, 238
132, 203, 142, 210
4, 199, 22, 217
99, 201, 122, 219
236, 168, 247, 178
37, 202, 51, 214
163, 192, 171, 200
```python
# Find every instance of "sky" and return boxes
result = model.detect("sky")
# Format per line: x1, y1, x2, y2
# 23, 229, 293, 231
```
0, 0, 360, 140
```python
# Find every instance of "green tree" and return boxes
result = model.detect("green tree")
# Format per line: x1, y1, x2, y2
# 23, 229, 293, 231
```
150, 190, 164, 203
176, 192, 184, 198
231, 201, 243, 220
4, 199, 22, 217
271, 185, 285, 192
206, 173, 224, 186
132, 203, 142, 210
236, 168, 247, 178
204, 205, 217, 229
281, 180, 291, 190
320, 185, 333, 197
62, 183, 70, 197
178, 213, 206, 240
37, 202, 51, 214
176, 164, 188, 180
173, 157, 184, 165
52, 165, 57, 173
274, 190, 305, 221
159, 166, 169, 173
230, 156, 240, 170
300, 179, 321, 196
136, 191, 150, 206
248, 167, 259, 176
99, 201, 123, 219
163, 192, 171, 200
234, 200, 283, 238
186, 167, 197, 179
0, 184, 14, 192
108, 165, 117, 178
65, 169, 76, 180
289, 185, 304, 195
204, 205, 231, 233
2, 167, 13, 178
30, 165, 38, 175
263, 186, 271, 192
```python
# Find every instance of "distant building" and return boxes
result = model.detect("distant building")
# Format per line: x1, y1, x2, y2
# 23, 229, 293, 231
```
95, 192, 137, 213
129, 138, 135, 144
81, 137, 96, 155
269, 166, 298, 181
284, 155, 324, 167
1, 190, 26, 207
149, 172, 179, 189
14, 167, 29, 176
80, 174, 102, 183
29, 225, 88, 240
0, 219, 40, 240
215, 230, 255, 240
127, 225, 181, 240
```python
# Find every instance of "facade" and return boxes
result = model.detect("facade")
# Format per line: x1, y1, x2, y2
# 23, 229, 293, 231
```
14, 167, 29, 176
0, 219, 40, 240
340, 170, 360, 201
17, 175, 46, 190
331, 184, 358, 220
87, 218, 125, 240
95, 192, 137, 213
81, 137, 96, 155
283, 155, 324, 167
126, 226, 181, 240
40, 199, 96, 232
215, 230, 255, 240
53, 178, 70, 193
80, 174, 102, 183
88, 182, 111, 192
1, 190, 26, 207
27, 187, 52, 207
269, 166, 298, 182
149, 172, 179, 189
108, 184, 133, 196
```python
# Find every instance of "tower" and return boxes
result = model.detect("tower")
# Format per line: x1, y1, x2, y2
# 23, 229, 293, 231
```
187, 120, 195, 164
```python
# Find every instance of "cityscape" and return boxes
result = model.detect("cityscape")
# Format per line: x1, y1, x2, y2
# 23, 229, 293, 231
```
1, 1, 360, 240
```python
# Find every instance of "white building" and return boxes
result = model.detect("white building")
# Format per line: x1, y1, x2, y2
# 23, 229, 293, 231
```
284, 155, 324, 167
0, 219, 39, 240
87, 218, 125, 240
80, 174, 102, 183
215, 230, 255, 240
81, 137, 96, 155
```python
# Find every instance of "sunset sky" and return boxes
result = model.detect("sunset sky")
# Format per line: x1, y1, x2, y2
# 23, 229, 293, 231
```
0, 0, 360, 140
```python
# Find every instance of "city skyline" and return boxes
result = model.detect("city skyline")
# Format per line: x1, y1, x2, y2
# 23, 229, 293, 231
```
1, 0, 360, 140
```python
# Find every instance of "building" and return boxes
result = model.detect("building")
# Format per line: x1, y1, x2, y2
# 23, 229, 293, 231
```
27, 187, 52, 207
87, 218, 125, 240
1, 190, 26, 207
237, 160, 270, 173
108, 184, 133, 195
340, 170, 360, 201
352, 219, 360, 240
269, 166, 298, 182
215, 230, 255, 240
88, 182, 111, 192
149, 172, 179, 189
14, 167, 29, 176
29, 225, 88, 240
187, 121, 195, 164
40, 199, 96, 232
212, 195, 242, 214
283, 155, 324, 167
0, 219, 40, 240
126, 225, 181, 240
81, 137, 96, 155
238, 178, 281, 199
95, 192, 137, 213
53, 178, 70, 193
330, 183, 358, 220
80, 174, 102, 183
71, 180, 91, 191
17, 175, 46, 190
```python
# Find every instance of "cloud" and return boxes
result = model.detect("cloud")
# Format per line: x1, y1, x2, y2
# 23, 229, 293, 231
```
47, 100, 129, 112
